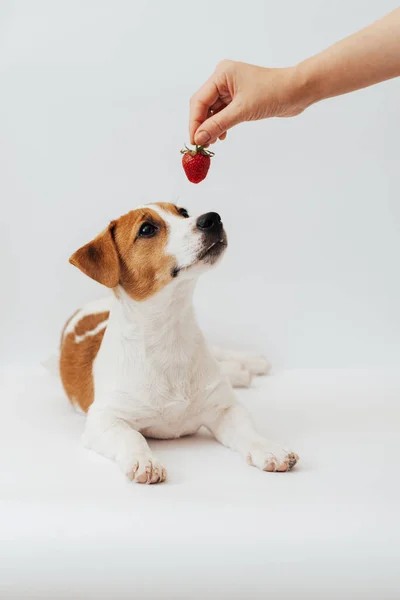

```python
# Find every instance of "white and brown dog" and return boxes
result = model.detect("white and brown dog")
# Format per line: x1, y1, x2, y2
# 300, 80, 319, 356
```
60, 203, 298, 483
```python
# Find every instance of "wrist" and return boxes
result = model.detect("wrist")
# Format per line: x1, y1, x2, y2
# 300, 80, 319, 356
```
291, 58, 326, 110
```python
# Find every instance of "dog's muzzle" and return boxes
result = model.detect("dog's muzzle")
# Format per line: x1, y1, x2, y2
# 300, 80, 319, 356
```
196, 212, 227, 264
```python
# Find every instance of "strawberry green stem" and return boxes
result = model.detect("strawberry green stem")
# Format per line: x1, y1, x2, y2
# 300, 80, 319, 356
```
180, 143, 215, 157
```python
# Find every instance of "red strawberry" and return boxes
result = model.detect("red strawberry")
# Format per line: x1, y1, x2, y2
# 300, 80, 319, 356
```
181, 145, 214, 184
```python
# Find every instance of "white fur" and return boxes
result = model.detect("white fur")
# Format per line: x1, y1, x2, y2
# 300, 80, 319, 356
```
212, 347, 271, 376
77, 206, 298, 483
152, 205, 204, 269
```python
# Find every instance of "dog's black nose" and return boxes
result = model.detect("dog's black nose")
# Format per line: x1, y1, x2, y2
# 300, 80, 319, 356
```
196, 212, 222, 234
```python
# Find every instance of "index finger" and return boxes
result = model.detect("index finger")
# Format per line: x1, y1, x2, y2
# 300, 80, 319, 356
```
189, 77, 220, 145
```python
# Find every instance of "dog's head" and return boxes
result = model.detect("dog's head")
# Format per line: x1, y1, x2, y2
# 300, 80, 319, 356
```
70, 203, 227, 301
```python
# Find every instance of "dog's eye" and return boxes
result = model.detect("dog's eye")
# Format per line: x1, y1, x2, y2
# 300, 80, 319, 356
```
138, 222, 157, 237
178, 208, 189, 219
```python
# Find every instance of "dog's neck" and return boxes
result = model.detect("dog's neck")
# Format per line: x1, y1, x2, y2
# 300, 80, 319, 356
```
112, 279, 200, 350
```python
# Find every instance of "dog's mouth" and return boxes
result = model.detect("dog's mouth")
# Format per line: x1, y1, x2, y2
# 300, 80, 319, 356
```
197, 238, 227, 263
172, 236, 228, 279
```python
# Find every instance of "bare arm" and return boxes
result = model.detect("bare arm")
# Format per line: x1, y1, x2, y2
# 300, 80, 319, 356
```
190, 9, 400, 145
298, 8, 400, 105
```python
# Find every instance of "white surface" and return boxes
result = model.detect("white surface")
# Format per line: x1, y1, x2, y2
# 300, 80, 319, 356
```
1, 0, 400, 368
1, 367, 399, 599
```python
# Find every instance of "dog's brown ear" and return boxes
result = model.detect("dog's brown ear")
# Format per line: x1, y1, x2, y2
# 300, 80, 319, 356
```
69, 223, 120, 288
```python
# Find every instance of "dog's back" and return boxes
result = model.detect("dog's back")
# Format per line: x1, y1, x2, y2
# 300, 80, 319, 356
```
60, 297, 111, 413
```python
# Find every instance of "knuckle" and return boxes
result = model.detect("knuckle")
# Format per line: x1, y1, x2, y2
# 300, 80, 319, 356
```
217, 59, 233, 72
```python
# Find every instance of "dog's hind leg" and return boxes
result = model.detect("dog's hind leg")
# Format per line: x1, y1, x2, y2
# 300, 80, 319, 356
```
218, 360, 253, 388
212, 346, 271, 376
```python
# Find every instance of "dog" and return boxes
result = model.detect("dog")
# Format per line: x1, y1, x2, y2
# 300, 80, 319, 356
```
60, 203, 298, 483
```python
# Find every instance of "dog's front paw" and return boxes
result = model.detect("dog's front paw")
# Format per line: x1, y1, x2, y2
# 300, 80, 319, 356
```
246, 442, 299, 472
123, 454, 167, 484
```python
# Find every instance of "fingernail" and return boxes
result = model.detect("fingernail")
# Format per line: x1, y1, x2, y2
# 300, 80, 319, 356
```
195, 131, 211, 145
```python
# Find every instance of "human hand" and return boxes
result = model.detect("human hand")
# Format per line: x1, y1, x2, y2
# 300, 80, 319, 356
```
189, 60, 309, 145
190, 8, 400, 147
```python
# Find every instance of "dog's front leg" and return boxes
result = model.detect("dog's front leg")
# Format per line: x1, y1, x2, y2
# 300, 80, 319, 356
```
82, 408, 166, 484
203, 383, 298, 472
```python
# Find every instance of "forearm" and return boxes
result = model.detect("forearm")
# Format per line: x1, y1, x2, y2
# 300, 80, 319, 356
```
295, 8, 400, 108
189, 9, 400, 142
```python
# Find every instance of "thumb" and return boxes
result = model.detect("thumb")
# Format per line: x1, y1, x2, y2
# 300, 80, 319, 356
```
194, 102, 242, 145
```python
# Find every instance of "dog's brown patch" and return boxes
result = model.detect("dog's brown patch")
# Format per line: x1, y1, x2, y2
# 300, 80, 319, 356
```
112, 207, 176, 301
69, 225, 120, 288
69, 205, 180, 302
60, 311, 109, 413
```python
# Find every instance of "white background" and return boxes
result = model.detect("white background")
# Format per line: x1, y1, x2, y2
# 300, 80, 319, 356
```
1, 0, 399, 369
1, 3, 400, 599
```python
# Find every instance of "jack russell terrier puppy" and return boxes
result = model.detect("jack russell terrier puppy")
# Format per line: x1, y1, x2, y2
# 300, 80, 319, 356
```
60, 203, 298, 483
